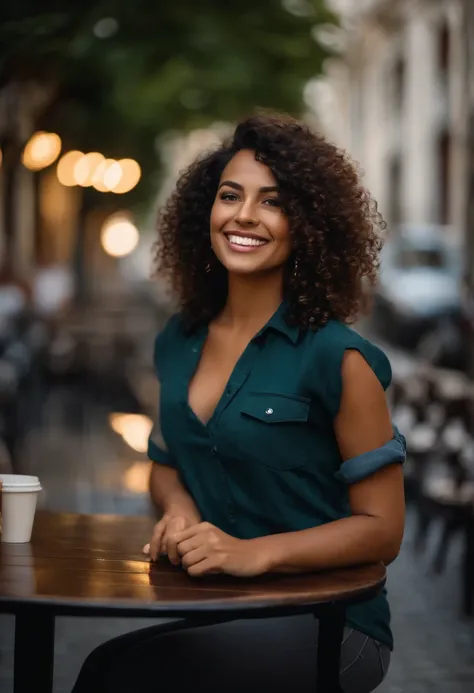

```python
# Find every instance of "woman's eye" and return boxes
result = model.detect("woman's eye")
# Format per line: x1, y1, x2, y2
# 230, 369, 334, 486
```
220, 192, 239, 202
263, 197, 281, 207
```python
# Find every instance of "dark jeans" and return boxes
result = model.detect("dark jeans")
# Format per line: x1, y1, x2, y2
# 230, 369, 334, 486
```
71, 615, 391, 693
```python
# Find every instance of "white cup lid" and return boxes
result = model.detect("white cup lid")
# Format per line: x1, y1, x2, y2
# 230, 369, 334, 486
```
0, 474, 42, 492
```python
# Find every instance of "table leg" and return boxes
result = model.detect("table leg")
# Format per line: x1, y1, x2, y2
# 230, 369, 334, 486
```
315, 604, 345, 693
14, 609, 55, 693
462, 507, 474, 617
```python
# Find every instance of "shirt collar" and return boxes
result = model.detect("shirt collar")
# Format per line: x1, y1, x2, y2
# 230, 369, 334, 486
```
255, 301, 300, 344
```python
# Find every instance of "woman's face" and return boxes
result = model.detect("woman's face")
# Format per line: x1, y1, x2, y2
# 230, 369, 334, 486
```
210, 149, 292, 276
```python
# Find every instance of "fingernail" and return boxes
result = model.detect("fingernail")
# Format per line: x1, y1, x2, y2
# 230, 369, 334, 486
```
143, 543, 150, 554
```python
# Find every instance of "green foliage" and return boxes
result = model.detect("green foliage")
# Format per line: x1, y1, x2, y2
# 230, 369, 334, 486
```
0, 0, 336, 206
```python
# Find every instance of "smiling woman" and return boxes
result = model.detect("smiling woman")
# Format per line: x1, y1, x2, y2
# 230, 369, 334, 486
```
154, 113, 383, 331
210, 152, 291, 271
71, 114, 403, 693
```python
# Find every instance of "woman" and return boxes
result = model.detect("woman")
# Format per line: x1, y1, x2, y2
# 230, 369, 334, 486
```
72, 113, 405, 693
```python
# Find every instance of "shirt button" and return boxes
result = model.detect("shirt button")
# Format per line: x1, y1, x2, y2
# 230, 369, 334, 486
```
265, 408, 274, 415
211, 446, 218, 456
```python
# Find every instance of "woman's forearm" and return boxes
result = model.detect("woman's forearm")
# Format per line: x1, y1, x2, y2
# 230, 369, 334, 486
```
256, 515, 401, 574
149, 463, 200, 518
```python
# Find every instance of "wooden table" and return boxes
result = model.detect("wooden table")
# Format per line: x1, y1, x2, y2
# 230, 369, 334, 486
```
0, 512, 386, 693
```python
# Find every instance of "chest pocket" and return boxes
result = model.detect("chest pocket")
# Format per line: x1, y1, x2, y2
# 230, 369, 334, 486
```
236, 392, 311, 470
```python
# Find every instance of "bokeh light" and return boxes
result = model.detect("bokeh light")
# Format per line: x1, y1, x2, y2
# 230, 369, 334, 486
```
56, 151, 84, 186
22, 131, 62, 171
123, 462, 152, 494
91, 158, 116, 192
55, 151, 141, 193
108, 413, 152, 452
103, 161, 123, 191
73, 152, 105, 187
100, 214, 139, 258
111, 159, 142, 194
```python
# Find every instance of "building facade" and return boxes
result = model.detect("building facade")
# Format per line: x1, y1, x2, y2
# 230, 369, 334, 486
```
313, 0, 467, 238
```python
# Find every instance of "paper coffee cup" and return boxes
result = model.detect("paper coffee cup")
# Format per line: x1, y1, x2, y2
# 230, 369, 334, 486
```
0, 474, 42, 543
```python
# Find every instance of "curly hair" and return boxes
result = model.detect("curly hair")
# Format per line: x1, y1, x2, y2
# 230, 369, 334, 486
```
154, 113, 385, 330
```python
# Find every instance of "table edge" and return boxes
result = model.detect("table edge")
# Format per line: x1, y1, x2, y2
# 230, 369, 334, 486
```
0, 575, 386, 618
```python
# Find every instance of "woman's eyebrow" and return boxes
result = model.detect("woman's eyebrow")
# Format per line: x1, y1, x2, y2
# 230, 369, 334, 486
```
218, 180, 279, 193
218, 180, 243, 191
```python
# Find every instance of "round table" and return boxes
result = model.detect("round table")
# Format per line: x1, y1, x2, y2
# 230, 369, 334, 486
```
0, 512, 386, 693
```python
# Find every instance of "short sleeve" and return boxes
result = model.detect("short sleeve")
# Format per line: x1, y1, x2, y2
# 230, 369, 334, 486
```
311, 322, 392, 419
147, 380, 176, 467
147, 314, 181, 467
153, 313, 181, 379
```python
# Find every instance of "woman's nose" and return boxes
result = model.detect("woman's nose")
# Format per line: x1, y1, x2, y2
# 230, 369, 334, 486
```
235, 201, 258, 226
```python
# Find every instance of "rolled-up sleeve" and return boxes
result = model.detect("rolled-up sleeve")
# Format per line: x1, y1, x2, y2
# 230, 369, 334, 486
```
335, 427, 406, 484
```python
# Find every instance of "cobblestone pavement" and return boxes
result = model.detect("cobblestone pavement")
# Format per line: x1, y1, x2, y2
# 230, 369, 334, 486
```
0, 326, 473, 692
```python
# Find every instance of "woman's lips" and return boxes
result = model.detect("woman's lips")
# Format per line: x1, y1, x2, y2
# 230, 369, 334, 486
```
224, 232, 269, 253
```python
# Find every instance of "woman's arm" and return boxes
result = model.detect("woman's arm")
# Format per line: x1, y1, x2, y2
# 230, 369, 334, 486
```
149, 463, 201, 518
146, 373, 201, 562
255, 349, 405, 573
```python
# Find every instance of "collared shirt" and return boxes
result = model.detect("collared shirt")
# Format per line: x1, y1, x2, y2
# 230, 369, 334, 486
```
148, 303, 398, 648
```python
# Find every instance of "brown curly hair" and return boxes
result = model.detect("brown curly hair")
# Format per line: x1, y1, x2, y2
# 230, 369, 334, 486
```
154, 113, 385, 330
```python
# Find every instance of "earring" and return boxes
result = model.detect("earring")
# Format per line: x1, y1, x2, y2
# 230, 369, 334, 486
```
205, 262, 211, 273
293, 256, 299, 278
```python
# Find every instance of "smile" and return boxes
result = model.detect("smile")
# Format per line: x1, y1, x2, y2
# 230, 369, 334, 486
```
224, 232, 269, 252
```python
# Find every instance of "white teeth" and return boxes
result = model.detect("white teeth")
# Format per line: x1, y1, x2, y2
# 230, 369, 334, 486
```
227, 234, 267, 247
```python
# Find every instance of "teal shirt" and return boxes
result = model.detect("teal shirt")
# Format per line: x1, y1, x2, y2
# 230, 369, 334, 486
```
148, 304, 396, 649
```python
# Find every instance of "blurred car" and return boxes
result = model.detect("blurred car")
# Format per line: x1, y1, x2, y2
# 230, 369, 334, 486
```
372, 225, 462, 349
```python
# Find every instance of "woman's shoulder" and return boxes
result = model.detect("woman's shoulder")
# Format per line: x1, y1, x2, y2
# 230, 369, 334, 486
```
301, 320, 392, 416
153, 312, 187, 371
310, 319, 388, 360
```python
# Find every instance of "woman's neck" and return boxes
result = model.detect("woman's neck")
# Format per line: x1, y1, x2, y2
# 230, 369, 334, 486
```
216, 271, 284, 333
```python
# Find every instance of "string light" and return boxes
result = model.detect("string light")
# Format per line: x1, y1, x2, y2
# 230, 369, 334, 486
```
22, 132, 62, 171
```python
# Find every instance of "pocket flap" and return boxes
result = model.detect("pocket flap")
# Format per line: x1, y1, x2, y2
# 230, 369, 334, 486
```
241, 392, 310, 423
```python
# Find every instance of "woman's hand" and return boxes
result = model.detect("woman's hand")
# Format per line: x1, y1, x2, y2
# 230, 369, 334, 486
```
174, 522, 269, 577
143, 507, 201, 564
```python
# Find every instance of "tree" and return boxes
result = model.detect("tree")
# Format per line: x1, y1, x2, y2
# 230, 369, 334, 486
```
1, 0, 335, 206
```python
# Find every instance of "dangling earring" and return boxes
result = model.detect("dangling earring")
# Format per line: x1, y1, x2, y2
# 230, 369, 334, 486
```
293, 256, 299, 278
205, 262, 211, 273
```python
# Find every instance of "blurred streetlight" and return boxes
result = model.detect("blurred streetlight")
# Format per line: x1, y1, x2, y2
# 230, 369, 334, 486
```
55, 150, 141, 194
74, 152, 105, 187
103, 161, 123, 191
123, 462, 152, 494
110, 159, 141, 194
56, 150, 84, 186
100, 213, 139, 257
108, 413, 153, 453
22, 131, 62, 171
91, 158, 116, 191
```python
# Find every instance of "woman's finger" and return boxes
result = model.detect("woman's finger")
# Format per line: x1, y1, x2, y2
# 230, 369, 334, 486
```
166, 517, 188, 565
149, 520, 166, 561
181, 546, 208, 571
186, 557, 220, 577
177, 535, 204, 558
173, 522, 206, 545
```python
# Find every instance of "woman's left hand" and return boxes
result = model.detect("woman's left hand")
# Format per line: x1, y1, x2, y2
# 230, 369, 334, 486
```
174, 522, 268, 577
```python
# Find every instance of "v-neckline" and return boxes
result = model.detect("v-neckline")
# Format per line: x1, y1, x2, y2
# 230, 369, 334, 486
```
185, 326, 253, 429
184, 301, 289, 429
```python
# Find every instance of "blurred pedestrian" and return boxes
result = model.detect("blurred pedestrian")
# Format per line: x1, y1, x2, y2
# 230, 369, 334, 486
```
72, 113, 405, 693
